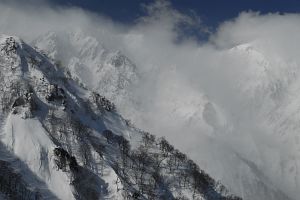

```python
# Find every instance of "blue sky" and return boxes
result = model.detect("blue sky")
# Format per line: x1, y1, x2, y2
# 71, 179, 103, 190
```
49, 0, 300, 27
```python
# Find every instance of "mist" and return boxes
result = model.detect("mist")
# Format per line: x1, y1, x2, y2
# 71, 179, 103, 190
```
1, 1, 300, 199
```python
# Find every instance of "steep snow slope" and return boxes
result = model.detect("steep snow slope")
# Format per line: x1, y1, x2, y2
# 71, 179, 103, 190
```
3, 115, 74, 200
32, 31, 300, 200
0, 35, 240, 199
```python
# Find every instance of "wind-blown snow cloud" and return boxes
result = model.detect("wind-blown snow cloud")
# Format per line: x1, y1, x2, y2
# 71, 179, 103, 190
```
1, 1, 300, 199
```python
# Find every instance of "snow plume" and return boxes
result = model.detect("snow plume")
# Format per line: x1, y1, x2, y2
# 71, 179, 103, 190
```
1, 0, 300, 199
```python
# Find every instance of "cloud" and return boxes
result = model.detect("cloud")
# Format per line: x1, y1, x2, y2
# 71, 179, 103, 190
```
0, 1, 299, 199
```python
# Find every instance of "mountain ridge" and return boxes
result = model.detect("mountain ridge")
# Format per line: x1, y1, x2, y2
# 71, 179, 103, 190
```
31, 31, 297, 200
0, 34, 241, 200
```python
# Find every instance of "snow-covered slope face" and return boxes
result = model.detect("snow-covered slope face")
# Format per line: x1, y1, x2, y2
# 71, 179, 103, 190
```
31, 30, 300, 200
0, 34, 239, 200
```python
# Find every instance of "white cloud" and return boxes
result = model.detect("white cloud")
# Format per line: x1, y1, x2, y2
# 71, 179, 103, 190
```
0, 1, 300, 199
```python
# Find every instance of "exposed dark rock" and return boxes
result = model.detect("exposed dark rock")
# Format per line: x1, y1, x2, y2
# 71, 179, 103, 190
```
46, 84, 66, 103
0, 37, 19, 56
12, 97, 26, 108
91, 92, 115, 112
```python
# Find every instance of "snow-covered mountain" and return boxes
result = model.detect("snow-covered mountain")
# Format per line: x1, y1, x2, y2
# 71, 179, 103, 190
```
0, 34, 241, 200
29, 28, 300, 200
31, 31, 300, 200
